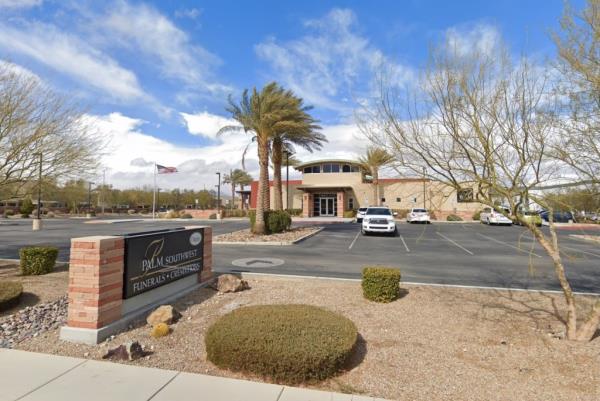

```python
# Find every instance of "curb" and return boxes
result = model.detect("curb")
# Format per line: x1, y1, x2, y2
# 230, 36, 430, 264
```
214, 227, 325, 246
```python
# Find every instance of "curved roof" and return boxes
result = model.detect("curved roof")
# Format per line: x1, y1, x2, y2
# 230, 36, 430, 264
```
294, 158, 361, 170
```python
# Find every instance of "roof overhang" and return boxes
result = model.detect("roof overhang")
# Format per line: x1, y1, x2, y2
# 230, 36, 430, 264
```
294, 159, 361, 171
296, 185, 353, 191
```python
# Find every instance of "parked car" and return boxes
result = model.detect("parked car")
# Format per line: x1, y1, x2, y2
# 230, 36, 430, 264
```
480, 207, 512, 225
515, 210, 542, 227
406, 208, 431, 224
361, 207, 397, 235
539, 210, 576, 223
356, 207, 368, 223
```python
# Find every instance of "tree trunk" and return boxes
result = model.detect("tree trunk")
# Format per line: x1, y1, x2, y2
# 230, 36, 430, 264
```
272, 139, 283, 211
373, 169, 379, 206
254, 136, 269, 234
231, 182, 235, 210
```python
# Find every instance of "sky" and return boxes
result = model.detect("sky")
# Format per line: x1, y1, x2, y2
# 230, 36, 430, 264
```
0, 0, 583, 193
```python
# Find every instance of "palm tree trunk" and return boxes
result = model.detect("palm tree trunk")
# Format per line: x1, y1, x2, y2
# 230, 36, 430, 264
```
373, 169, 379, 206
254, 136, 269, 234
272, 139, 283, 211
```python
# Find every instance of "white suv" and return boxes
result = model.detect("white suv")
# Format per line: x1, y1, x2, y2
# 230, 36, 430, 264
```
361, 207, 397, 235
407, 208, 431, 224
480, 207, 512, 225
356, 207, 368, 223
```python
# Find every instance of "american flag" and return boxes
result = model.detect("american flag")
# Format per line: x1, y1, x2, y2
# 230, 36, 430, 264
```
156, 164, 178, 174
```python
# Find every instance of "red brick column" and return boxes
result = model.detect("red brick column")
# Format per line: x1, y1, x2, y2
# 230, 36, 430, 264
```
302, 193, 313, 217
67, 236, 124, 329
200, 226, 213, 283
337, 191, 345, 217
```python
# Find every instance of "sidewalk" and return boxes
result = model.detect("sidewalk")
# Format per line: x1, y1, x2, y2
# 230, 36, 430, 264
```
0, 349, 389, 401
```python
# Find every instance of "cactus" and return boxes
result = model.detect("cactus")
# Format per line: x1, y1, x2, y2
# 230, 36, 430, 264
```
150, 323, 170, 338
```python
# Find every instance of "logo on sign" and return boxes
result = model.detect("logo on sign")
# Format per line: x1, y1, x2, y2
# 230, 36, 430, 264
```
189, 231, 202, 246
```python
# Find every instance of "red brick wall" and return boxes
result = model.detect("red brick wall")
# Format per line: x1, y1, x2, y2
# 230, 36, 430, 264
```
186, 209, 219, 218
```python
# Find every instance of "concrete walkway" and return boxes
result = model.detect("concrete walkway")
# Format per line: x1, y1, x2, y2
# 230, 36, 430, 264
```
0, 349, 389, 401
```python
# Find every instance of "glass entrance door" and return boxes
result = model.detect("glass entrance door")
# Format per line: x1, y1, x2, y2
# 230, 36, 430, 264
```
319, 196, 336, 216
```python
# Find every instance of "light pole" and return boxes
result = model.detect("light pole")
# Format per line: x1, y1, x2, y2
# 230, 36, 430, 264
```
216, 172, 221, 219
87, 181, 94, 218
101, 169, 106, 215
283, 149, 294, 210
422, 167, 426, 209
157, 188, 161, 211
32, 153, 42, 231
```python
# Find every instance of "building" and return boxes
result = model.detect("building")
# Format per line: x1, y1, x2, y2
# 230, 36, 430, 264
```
248, 158, 482, 219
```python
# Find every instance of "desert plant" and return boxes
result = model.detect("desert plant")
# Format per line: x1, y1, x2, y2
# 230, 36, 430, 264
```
46, 211, 55, 218
209, 213, 217, 220
446, 214, 463, 222
205, 304, 357, 384
392, 209, 410, 219
150, 323, 170, 338
179, 212, 193, 219
343, 210, 356, 218
472, 211, 481, 221
266, 210, 292, 233
127, 209, 137, 215
19, 198, 34, 217
19, 246, 58, 275
286, 208, 303, 216
4, 209, 14, 216
362, 267, 401, 303
0, 281, 23, 311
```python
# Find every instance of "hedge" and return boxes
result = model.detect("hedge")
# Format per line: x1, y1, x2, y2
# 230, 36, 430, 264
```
19, 246, 59, 275
205, 304, 358, 384
362, 267, 401, 303
0, 281, 23, 311
446, 214, 464, 221
249, 210, 292, 234
343, 210, 356, 218
472, 211, 481, 221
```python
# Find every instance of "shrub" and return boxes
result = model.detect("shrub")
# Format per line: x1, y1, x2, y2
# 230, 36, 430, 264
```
362, 267, 401, 303
19, 198, 34, 217
179, 212, 193, 219
472, 210, 481, 221
343, 210, 356, 218
127, 209, 137, 215
46, 211, 55, 218
4, 209, 14, 216
286, 208, 303, 216
429, 210, 438, 220
0, 282, 23, 311
266, 210, 292, 234
209, 213, 217, 220
205, 305, 357, 384
224, 209, 248, 218
392, 209, 410, 219
19, 246, 59, 275
150, 323, 170, 338
446, 214, 463, 221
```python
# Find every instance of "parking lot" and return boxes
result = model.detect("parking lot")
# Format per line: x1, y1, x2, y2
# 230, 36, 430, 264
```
0, 218, 598, 293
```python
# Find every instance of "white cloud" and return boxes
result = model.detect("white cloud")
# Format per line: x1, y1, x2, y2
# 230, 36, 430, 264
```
0, 21, 147, 102
99, 1, 230, 97
0, 0, 42, 9
0, 60, 42, 83
445, 23, 501, 57
175, 8, 201, 20
255, 8, 414, 112
180, 111, 239, 139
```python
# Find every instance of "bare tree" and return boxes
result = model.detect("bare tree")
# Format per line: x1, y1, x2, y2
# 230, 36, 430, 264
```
362, 40, 600, 341
0, 63, 102, 198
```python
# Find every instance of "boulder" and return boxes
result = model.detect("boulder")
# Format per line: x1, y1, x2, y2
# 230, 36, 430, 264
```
216, 274, 249, 293
102, 341, 145, 361
146, 305, 181, 326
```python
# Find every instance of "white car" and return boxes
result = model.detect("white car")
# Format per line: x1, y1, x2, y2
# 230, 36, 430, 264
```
480, 207, 512, 225
361, 207, 397, 235
407, 208, 431, 224
356, 207, 368, 223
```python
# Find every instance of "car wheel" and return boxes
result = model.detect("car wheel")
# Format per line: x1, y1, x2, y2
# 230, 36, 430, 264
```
361, 228, 367, 236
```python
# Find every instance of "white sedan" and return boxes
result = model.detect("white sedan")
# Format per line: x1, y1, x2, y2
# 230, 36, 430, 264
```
406, 208, 431, 224
361, 207, 397, 235
480, 207, 512, 225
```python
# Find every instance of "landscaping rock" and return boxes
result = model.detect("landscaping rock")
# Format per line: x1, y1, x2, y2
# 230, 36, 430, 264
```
146, 305, 181, 326
0, 295, 67, 349
102, 341, 145, 361
216, 274, 249, 293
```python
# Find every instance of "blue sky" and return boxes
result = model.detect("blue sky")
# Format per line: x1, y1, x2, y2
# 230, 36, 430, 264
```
0, 0, 582, 190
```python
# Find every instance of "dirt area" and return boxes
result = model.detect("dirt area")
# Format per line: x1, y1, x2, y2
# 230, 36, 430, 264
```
16, 276, 600, 401
214, 226, 322, 243
0, 260, 68, 318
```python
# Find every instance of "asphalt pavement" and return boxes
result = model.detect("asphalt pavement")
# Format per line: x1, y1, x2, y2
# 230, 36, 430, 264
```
1, 217, 599, 293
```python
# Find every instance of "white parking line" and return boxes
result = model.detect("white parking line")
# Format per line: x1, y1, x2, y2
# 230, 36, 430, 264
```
476, 233, 542, 258
562, 246, 600, 259
348, 231, 361, 250
436, 232, 474, 255
400, 235, 410, 252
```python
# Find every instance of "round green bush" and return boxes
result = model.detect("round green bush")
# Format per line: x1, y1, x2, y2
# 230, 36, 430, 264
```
362, 267, 401, 302
0, 281, 23, 311
472, 210, 481, 221
19, 246, 59, 275
446, 214, 463, 221
205, 305, 358, 384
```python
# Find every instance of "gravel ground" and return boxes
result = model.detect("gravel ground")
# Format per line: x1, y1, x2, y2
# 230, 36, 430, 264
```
0, 261, 68, 318
16, 276, 600, 401
214, 226, 321, 243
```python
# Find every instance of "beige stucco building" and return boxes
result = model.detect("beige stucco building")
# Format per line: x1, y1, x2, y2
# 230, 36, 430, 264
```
249, 159, 482, 219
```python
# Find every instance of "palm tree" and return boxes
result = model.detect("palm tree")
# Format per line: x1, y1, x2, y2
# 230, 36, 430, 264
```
359, 147, 394, 206
218, 82, 308, 234
223, 168, 253, 210
271, 121, 325, 210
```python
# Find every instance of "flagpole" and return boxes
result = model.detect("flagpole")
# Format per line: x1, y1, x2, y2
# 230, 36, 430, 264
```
152, 162, 156, 219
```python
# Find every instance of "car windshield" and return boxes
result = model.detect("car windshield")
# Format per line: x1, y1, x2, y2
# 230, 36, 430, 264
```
358, 208, 367, 212
412, 209, 427, 213
366, 208, 391, 215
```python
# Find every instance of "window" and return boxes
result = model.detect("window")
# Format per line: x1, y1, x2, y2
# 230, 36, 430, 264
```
312, 165, 320, 173
396, 197, 401, 202
381, 197, 386, 203
323, 164, 332, 173
303, 167, 312, 174
351, 165, 360, 172
342, 164, 351, 173
348, 197, 354, 209
457, 188, 474, 203
413, 197, 417, 203
331, 164, 340, 173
